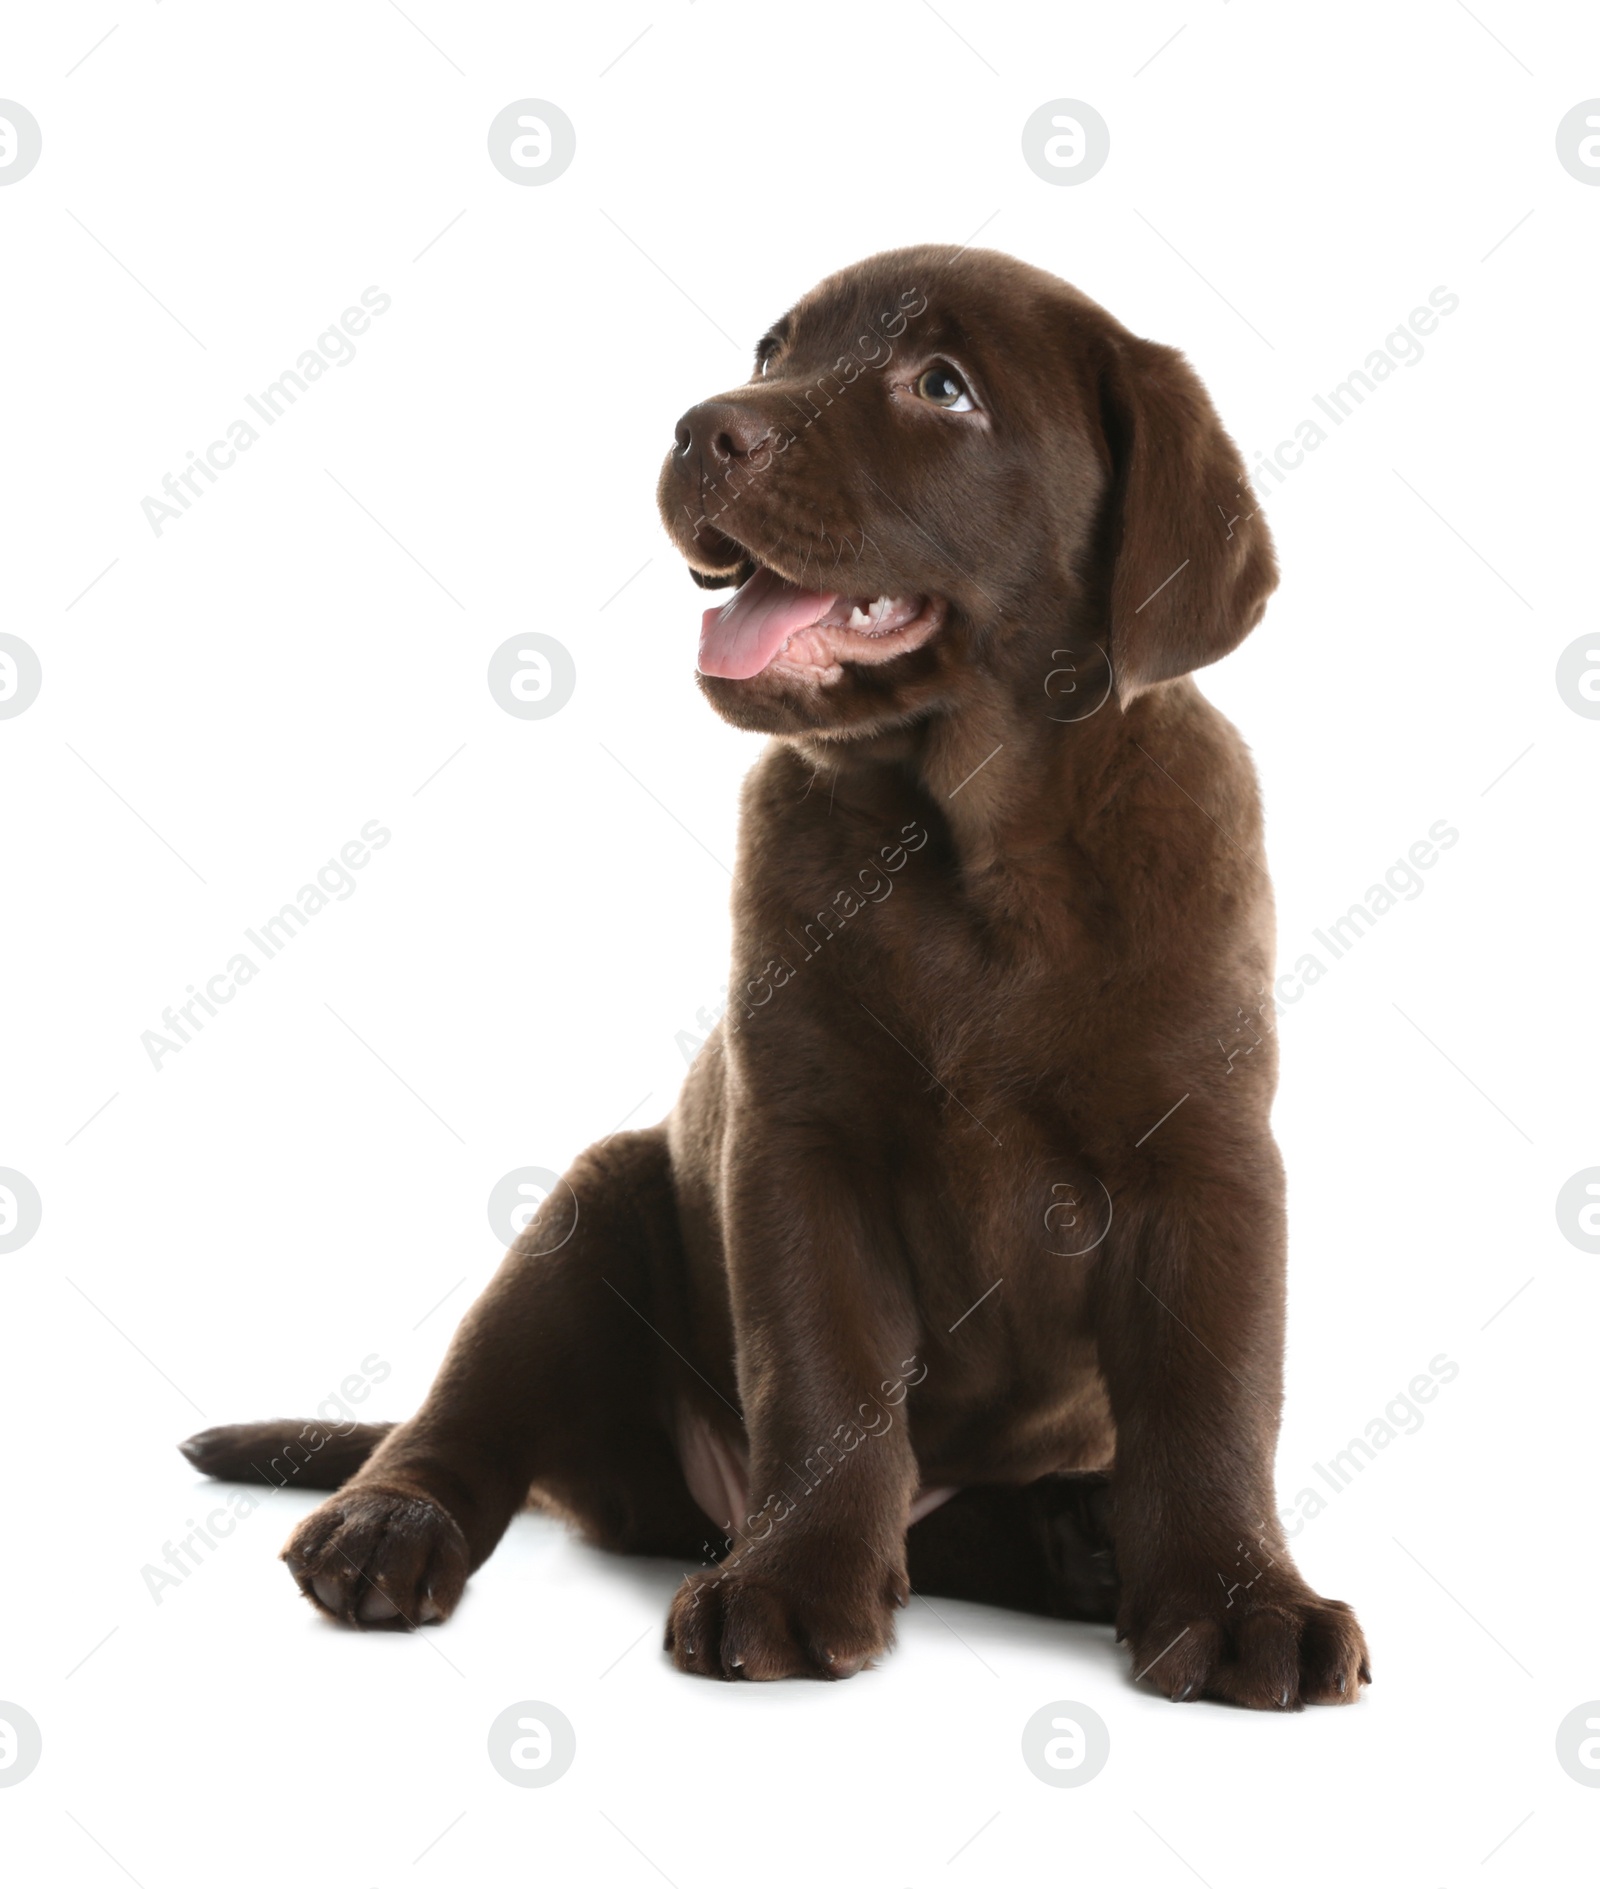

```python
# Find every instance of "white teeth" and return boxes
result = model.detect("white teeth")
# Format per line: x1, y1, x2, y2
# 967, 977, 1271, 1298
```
845, 596, 897, 632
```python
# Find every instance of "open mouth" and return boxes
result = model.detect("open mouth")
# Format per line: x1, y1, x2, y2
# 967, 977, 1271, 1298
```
697, 565, 946, 682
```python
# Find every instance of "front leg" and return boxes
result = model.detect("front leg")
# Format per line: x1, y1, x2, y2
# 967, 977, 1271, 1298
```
666, 1139, 920, 1680
1099, 1139, 1370, 1708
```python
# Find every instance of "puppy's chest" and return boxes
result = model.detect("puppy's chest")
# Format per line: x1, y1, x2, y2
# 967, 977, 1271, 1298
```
818, 845, 1106, 1063
890, 1128, 1110, 1446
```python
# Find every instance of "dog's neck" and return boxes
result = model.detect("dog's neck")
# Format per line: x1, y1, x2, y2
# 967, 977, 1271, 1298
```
917, 692, 1119, 873
790, 641, 1142, 877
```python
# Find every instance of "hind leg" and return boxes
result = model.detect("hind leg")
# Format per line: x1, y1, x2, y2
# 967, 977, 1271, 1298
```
906, 1472, 1119, 1622
277, 1127, 715, 1627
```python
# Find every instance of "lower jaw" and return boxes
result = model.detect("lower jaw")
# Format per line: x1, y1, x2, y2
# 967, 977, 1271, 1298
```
766, 597, 947, 685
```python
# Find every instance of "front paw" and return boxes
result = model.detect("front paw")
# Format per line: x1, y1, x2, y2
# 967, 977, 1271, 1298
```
665, 1537, 907, 1681
1121, 1574, 1370, 1709
281, 1486, 469, 1629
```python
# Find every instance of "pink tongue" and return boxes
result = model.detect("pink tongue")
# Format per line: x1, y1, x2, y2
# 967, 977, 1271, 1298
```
698, 567, 838, 679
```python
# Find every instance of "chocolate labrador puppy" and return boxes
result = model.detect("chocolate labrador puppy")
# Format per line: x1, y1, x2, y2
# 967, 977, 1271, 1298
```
183, 245, 1369, 1708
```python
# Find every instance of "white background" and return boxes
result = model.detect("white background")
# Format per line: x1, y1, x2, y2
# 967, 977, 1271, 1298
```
3, 3, 1597, 1883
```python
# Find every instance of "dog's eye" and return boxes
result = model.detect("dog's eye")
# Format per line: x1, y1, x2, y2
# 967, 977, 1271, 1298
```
915, 366, 974, 411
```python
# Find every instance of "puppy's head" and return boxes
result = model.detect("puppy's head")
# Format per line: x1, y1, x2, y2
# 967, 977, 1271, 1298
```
657, 245, 1275, 738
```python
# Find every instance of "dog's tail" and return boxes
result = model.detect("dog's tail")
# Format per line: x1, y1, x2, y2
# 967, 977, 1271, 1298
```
178, 1419, 395, 1492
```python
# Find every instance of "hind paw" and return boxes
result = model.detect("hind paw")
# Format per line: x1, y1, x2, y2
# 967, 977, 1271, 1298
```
281, 1487, 469, 1629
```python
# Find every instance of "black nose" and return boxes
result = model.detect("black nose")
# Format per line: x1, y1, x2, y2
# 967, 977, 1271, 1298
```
674, 399, 775, 464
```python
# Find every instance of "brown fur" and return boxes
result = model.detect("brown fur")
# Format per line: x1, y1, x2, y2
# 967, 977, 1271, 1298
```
182, 246, 1367, 1708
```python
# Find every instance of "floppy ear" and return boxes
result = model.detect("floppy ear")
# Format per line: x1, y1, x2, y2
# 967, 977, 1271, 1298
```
1099, 336, 1277, 706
